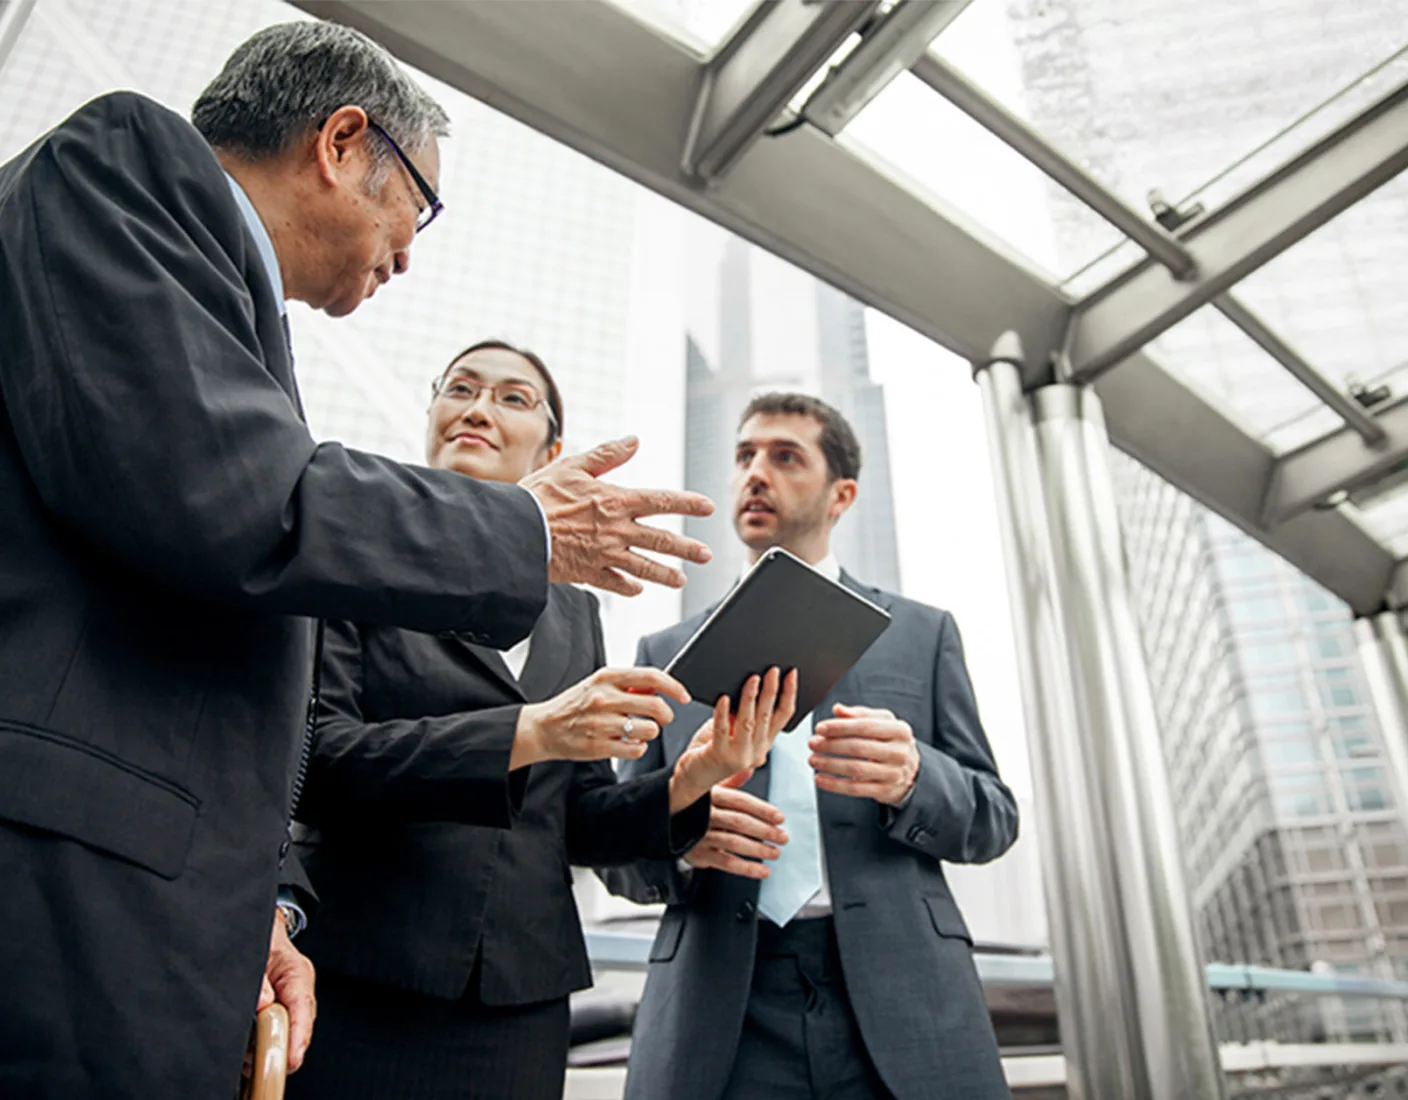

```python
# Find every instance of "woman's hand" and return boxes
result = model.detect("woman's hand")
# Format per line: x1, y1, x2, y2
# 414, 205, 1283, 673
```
511, 666, 690, 768
668, 667, 798, 813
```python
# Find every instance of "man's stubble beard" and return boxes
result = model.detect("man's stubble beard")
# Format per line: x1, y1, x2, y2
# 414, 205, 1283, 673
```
737, 492, 831, 556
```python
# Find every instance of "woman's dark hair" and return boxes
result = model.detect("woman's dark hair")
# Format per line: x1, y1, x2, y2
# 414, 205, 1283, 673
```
436, 339, 563, 448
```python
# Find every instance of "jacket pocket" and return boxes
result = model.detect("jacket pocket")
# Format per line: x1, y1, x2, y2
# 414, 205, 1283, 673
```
0, 721, 199, 879
648, 908, 686, 962
924, 894, 974, 945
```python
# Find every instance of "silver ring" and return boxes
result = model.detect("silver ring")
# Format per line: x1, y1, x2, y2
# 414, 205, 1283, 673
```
623, 717, 634, 738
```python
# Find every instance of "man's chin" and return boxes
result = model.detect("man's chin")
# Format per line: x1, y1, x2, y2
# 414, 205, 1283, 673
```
735, 522, 781, 552
321, 297, 360, 319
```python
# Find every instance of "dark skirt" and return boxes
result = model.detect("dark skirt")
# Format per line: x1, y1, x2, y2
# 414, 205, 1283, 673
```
287, 971, 570, 1100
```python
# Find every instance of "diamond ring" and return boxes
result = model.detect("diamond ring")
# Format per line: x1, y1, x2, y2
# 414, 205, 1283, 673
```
623, 717, 634, 738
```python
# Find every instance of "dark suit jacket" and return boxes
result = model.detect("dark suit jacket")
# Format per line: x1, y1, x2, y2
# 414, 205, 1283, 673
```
0, 93, 546, 1097
600, 573, 1018, 1100
293, 584, 710, 1006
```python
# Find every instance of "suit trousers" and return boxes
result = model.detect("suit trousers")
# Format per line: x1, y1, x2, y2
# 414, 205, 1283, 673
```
287, 971, 569, 1100
720, 918, 893, 1100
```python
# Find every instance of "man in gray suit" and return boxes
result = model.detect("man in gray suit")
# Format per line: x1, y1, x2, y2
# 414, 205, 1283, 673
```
0, 22, 709, 1098
603, 393, 1017, 1100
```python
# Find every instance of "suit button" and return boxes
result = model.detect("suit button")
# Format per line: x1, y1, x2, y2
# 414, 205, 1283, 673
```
907, 825, 924, 843
736, 900, 756, 921
646, 886, 663, 903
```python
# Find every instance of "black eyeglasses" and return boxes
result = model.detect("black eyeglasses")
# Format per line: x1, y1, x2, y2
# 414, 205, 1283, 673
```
367, 119, 443, 233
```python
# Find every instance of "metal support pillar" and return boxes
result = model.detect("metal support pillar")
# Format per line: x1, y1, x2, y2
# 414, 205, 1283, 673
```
1353, 611, 1408, 864
975, 332, 1227, 1100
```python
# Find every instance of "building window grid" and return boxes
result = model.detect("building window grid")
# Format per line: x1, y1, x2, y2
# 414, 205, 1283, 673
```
1117, 464, 1408, 992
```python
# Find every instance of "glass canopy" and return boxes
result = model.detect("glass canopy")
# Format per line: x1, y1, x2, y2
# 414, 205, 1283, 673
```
925, 2, 1408, 281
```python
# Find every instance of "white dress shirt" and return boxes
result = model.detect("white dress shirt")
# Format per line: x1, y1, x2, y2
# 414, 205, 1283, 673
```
773, 553, 837, 919
500, 634, 532, 682
224, 173, 284, 311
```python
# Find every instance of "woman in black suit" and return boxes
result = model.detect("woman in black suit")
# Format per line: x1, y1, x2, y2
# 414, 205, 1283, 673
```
288, 340, 797, 1100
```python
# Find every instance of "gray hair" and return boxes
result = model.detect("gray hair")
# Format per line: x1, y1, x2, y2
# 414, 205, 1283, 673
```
191, 21, 449, 184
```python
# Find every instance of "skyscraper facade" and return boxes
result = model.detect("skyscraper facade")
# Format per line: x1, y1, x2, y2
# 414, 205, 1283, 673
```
1003, 0, 1408, 1032
681, 238, 902, 616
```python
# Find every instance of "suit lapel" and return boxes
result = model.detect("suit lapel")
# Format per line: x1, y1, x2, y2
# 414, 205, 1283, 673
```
439, 587, 575, 703
518, 588, 577, 702
276, 313, 308, 423
453, 639, 524, 701
839, 569, 892, 614
817, 571, 894, 827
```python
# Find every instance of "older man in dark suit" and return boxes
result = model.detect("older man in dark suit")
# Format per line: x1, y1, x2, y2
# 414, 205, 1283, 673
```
602, 393, 1018, 1100
0, 21, 710, 1099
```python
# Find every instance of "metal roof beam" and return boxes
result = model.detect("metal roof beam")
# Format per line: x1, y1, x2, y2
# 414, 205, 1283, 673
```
1092, 348, 1396, 612
800, 0, 973, 137
682, 0, 879, 183
1262, 395, 1408, 526
911, 52, 1198, 281
1212, 295, 1386, 445
904, 49, 1385, 447
1065, 80, 1408, 381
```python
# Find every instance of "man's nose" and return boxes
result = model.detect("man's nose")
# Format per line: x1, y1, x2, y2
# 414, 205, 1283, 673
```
745, 460, 770, 488
391, 248, 410, 277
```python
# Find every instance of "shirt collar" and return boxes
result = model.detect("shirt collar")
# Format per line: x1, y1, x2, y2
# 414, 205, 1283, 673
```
224, 171, 285, 315
741, 550, 841, 584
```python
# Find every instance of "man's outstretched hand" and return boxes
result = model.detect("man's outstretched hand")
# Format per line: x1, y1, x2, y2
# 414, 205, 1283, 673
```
522, 436, 714, 596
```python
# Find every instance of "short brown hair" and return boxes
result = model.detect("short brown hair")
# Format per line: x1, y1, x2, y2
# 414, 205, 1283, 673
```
436, 339, 563, 447
739, 392, 861, 482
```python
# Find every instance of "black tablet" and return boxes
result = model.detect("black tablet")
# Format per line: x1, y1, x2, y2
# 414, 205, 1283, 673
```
665, 547, 891, 730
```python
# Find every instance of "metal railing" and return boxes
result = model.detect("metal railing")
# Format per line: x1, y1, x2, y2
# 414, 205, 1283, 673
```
578, 928, 1408, 1096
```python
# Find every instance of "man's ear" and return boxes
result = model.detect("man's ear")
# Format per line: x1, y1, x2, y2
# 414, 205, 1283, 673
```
314, 105, 372, 184
829, 478, 858, 523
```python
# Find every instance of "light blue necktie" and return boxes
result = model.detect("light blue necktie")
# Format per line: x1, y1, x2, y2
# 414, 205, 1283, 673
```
756, 713, 824, 926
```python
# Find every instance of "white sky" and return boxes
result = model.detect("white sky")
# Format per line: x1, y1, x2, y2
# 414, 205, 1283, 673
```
866, 314, 1033, 798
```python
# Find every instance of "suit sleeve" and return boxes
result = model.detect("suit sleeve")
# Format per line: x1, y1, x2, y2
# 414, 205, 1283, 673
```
278, 851, 317, 921
294, 619, 528, 829
883, 611, 1019, 864
566, 606, 709, 866
0, 97, 545, 647
592, 634, 704, 905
